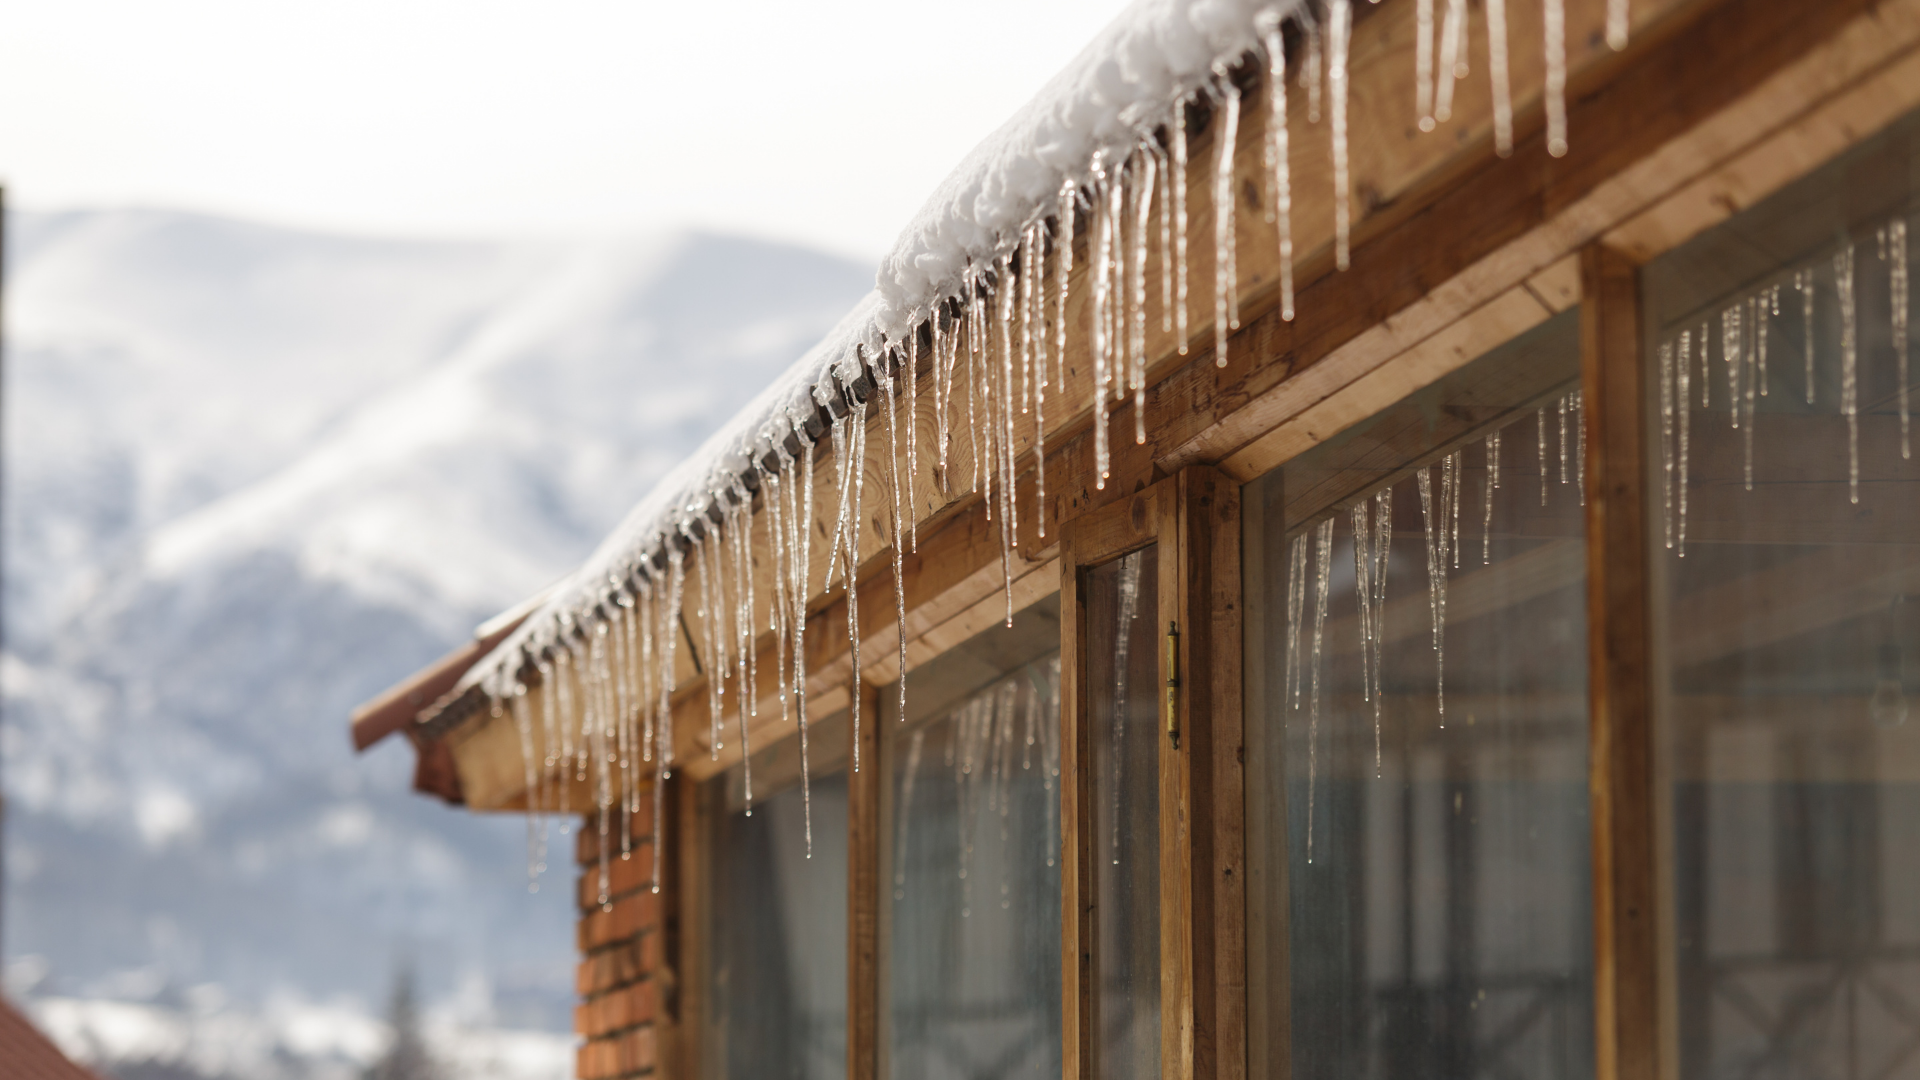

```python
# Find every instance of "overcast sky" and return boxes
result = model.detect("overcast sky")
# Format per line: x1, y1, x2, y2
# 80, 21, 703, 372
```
0, 0, 1136, 263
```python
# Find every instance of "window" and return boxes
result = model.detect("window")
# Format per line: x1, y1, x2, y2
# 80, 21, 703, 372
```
702, 716, 851, 1080
1642, 110, 1920, 1080
1245, 311, 1597, 1080
880, 598, 1064, 1080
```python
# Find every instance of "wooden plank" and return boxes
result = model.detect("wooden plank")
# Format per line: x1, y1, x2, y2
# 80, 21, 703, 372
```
1581, 244, 1662, 1080
847, 680, 881, 1080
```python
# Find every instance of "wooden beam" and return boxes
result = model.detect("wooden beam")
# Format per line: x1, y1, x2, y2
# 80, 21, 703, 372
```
1581, 243, 1661, 1080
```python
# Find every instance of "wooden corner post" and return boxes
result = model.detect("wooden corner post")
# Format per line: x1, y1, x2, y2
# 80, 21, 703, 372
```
1580, 244, 1663, 1080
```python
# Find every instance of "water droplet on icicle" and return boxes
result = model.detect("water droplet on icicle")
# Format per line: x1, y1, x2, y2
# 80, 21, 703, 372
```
1544, 0, 1569, 157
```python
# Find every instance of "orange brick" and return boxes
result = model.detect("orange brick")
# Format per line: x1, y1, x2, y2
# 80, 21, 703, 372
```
577, 890, 659, 951
577, 805, 655, 866
575, 979, 659, 1038
577, 1026, 656, 1080
576, 844, 655, 910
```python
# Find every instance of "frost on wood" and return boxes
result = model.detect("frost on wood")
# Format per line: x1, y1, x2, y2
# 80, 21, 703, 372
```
432, 0, 1626, 885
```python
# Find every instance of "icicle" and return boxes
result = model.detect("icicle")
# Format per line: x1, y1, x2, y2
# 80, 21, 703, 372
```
1416, 0, 1436, 131
1303, 17, 1323, 124
1284, 532, 1308, 713
1370, 488, 1391, 776
1213, 71, 1242, 368
1058, 182, 1077, 395
1660, 340, 1675, 548
727, 499, 754, 804
1758, 286, 1773, 398
1172, 108, 1191, 355
1330, 0, 1354, 271
1487, 0, 1514, 156
906, 333, 920, 553
894, 727, 924, 900
998, 258, 1020, 625
1418, 465, 1449, 727
1306, 517, 1333, 864
1677, 330, 1692, 556
1559, 394, 1571, 483
1133, 151, 1156, 441
697, 532, 723, 760
1721, 305, 1743, 431
1092, 161, 1115, 489
845, 411, 868, 730
1262, 17, 1296, 321
967, 281, 983, 497
779, 442, 816, 857
1032, 229, 1051, 540
1893, 220, 1912, 458
1742, 299, 1757, 489
879, 352, 912, 722
659, 547, 686, 773
1838, 244, 1860, 504
1350, 503, 1377, 774
1483, 432, 1497, 563
1544, 0, 1568, 157
1156, 144, 1174, 334
1434, 0, 1466, 124
1450, 451, 1462, 567
1111, 552, 1143, 866
1607, 0, 1630, 50
1799, 268, 1816, 404
1537, 406, 1549, 506
762, 464, 792, 737
1700, 319, 1712, 409
1576, 392, 1586, 505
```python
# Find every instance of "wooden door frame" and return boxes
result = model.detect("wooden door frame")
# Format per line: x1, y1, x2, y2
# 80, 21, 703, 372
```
1059, 467, 1244, 1080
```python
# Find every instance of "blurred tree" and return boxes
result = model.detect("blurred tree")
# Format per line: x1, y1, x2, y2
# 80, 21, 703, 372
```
364, 965, 442, 1080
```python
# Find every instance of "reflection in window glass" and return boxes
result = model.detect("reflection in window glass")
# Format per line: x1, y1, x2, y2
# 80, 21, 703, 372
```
1643, 111, 1920, 1080
1087, 548, 1161, 1080
704, 765, 848, 1080
882, 655, 1063, 1080
1246, 312, 1595, 1080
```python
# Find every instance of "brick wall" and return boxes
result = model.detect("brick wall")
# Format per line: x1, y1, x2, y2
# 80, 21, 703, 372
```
574, 803, 669, 1080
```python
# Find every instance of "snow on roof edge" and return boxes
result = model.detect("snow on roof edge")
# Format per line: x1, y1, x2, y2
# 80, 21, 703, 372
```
454, 0, 1302, 700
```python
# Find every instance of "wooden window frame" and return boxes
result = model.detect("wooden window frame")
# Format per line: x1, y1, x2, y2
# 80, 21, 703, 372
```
1056, 468, 1245, 1080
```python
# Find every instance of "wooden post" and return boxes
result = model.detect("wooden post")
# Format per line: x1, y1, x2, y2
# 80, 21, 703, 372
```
847, 680, 882, 1080
1060, 526, 1095, 1080
1580, 243, 1663, 1080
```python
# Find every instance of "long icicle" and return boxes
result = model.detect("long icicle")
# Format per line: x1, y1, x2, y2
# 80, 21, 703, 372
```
1677, 329, 1692, 556
1487, 0, 1514, 156
1838, 243, 1860, 504
1350, 503, 1376, 773
1092, 160, 1115, 489
1660, 340, 1675, 549
1133, 150, 1157, 441
880, 348, 911, 722
1033, 225, 1051, 539
1213, 71, 1241, 368
1416, 0, 1436, 130
1263, 16, 1296, 321
1285, 532, 1308, 715
1544, 0, 1568, 157
1434, 0, 1466, 124
1058, 181, 1077, 394
1330, 0, 1354, 270
1894, 219, 1912, 458
1306, 517, 1333, 864
1172, 106, 1191, 355
1370, 488, 1391, 777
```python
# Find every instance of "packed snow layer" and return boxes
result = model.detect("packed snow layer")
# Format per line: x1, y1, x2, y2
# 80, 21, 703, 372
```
465, 0, 1303, 688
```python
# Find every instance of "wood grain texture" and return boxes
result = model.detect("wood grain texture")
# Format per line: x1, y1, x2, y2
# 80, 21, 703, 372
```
1580, 244, 1661, 1080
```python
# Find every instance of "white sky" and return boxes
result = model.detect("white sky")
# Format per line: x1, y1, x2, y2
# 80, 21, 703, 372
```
0, 0, 1135, 263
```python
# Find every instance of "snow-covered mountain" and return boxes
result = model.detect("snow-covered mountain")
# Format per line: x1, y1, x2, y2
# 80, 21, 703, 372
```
1, 207, 873, 1074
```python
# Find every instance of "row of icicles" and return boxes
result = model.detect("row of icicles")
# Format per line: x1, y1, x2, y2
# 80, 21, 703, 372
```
479, 0, 1631, 901
1286, 390, 1583, 863
1659, 217, 1915, 552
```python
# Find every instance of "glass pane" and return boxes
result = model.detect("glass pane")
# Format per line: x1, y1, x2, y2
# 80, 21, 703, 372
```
704, 758, 849, 1080
1642, 109, 1920, 1080
1086, 547, 1161, 1080
1247, 311, 1595, 1080
882, 651, 1063, 1080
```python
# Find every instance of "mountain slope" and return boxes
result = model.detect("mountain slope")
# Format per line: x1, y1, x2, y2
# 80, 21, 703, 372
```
1, 208, 873, 1054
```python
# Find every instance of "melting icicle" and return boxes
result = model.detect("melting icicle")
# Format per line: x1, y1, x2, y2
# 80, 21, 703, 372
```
1057, 183, 1077, 393
1660, 340, 1675, 548
1607, 0, 1630, 50
879, 352, 912, 721
1537, 406, 1549, 506
1305, 518, 1333, 864
1758, 286, 1774, 398
1487, 0, 1514, 156
1370, 488, 1391, 776
1284, 533, 1308, 714
1483, 432, 1498, 563
998, 260, 1020, 624
906, 335, 920, 553
1792, 269, 1814, 405
1544, 0, 1568, 157
1350, 503, 1378, 774
1172, 109, 1191, 355
1156, 144, 1174, 334
1677, 330, 1693, 556
1558, 394, 1571, 483
1133, 151, 1156, 441
1742, 299, 1757, 489
1450, 450, 1462, 567
1837, 244, 1860, 504
1303, 16, 1323, 124
1110, 551, 1142, 866
1893, 219, 1912, 458
1576, 392, 1586, 505
1213, 71, 1241, 368
1418, 464, 1450, 727
893, 726, 925, 903
1416, 0, 1436, 130
1721, 305, 1743, 432
1262, 16, 1296, 321
1031, 229, 1051, 540
1330, 0, 1354, 271
845, 410, 868, 725
1092, 161, 1116, 489
1434, 0, 1466, 124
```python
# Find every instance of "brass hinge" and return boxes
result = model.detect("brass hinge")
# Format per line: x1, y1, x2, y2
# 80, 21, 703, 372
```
1166, 621, 1181, 749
